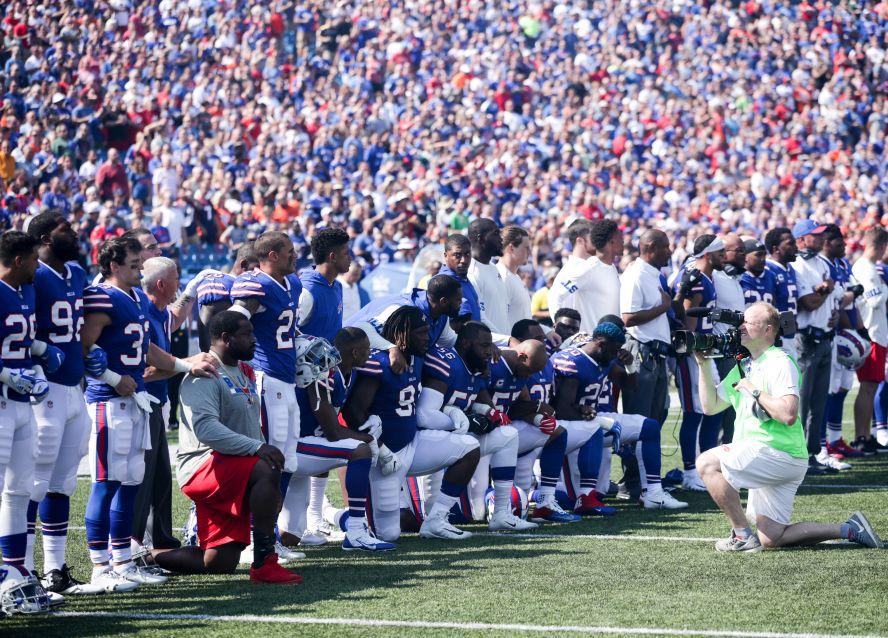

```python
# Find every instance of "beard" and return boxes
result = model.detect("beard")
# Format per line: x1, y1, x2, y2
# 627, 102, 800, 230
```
51, 235, 82, 262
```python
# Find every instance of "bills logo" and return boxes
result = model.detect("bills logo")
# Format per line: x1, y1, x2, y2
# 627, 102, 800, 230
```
276, 392, 282, 399
120, 403, 127, 410
46, 401, 54, 409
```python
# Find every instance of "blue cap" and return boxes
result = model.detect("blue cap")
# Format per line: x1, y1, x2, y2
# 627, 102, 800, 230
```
593, 322, 626, 345
792, 219, 827, 239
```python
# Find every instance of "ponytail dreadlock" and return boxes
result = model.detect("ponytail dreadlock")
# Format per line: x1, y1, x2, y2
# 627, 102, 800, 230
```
382, 306, 427, 351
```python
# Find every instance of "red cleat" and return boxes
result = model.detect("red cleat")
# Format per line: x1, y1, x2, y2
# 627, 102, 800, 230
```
827, 439, 864, 459
573, 492, 617, 516
249, 553, 302, 585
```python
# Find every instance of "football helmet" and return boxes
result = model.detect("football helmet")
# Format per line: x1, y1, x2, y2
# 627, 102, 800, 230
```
0, 565, 52, 617
293, 335, 342, 388
835, 329, 870, 370
485, 486, 530, 521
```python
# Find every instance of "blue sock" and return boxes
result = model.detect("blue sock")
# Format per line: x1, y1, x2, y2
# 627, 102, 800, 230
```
345, 457, 371, 519
698, 414, 722, 453
0, 531, 26, 567
874, 382, 888, 427
109, 484, 139, 564
440, 479, 463, 499
639, 418, 663, 487
578, 429, 603, 494
825, 391, 846, 443
39, 494, 70, 535
539, 430, 568, 491
26, 499, 38, 539
680, 411, 703, 470
279, 471, 292, 499
85, 481, 119, 564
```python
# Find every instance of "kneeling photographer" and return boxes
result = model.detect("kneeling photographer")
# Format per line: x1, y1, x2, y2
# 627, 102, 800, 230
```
690, 302, 882, 552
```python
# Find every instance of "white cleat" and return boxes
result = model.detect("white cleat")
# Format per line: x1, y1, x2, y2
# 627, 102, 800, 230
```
343, 524, 397, 552
275, 541, 306, 563
876, 429, 888, 448
681, 469, 707, 492
316, 520, 345, 542
89, 566, 139, 593
817, 449, 851, 471
298, 530, 328, 547
419, 511, 473, 540
643, 489, 689, 509
488, 511, 539, 531
115, 562, 168, 586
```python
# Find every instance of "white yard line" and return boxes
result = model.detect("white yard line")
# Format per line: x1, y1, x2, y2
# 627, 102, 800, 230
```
53, 611, 885, 638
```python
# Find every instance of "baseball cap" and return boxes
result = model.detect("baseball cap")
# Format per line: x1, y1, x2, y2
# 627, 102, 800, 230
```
791, 219, 827, 239
743, 238, 766, 254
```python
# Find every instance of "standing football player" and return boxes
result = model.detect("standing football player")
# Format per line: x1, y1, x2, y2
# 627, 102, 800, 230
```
192, 242, 258, 352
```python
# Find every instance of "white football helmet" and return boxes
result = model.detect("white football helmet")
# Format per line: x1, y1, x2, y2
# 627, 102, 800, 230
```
293, 335, 342, 388
0, 565, 51, 617
560, 332, 594, 350
835, 329, 870, 370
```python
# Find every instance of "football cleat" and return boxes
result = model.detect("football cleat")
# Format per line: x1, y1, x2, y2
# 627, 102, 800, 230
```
488, 511, 539, 531
876, 428, 888, 448
642, 489, 689, 510
816, 449, 851, 471
574, 492, 617, 516
845, 512, 883, 549
115, 562, 168, 586
297, 530, 328, 547
42, 564, 104, 595
343, 525, 397, 552
0, 565, 53, 616
249, 554, 302, 585
275, 542, 306, 563
419, 511, 473, 540
826, 438, 864, 459
715, 531, 763, 553
681, 469, 707, 492
807, 455, 836, 475
851, 436, 877, 456
89, 566, 139, 593
531, 498, 582, 523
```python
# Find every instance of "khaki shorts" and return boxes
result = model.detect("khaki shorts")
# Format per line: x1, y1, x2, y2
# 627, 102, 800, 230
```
716, 440, 808, 525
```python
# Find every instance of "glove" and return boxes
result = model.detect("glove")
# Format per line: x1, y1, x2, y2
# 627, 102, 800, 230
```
133, 390, 160, 415
182, 268, 225, 299
368, 438, 380, 467
377, 444, 402, 476
678, 268, 702, 296
0, 367, 40, 395
486, 407, 511, 426
30, 376, 49, 404
607, 422, 622, 454
537, 414, 557, 435
358, 414, 382, 440
32, 341, 65, 374
443, 406, 470, 435
466, 413, 495, 436
85, 346, 109, 377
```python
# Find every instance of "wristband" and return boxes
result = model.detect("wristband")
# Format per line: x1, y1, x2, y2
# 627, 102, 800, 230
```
99, 369, 123, 387
173, 358, 191, 374
229, 304, 252, 319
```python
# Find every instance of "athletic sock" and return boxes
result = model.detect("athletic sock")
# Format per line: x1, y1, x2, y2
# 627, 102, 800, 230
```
85, 481, 118, 565
279, 471, 292, 499
490, 465, 516, 516
639, 418, 663, 488
538, 430, 567, 500
680, 411, 703, 470
307, 475, 328, 531
344, 459, 370, 531
733, 526, 753, 540
40, 493, 71, 573
252, 528, 276, 568
0, 491, 27, 568
25, 500, 38, 572
577, 430, 603, 497
109, 484, 139, 566
427, 479, 462, 519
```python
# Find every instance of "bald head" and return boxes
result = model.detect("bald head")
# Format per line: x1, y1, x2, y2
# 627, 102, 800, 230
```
639, 229, 670, 268
514, 339, 548, 376
723, 233, 745, 268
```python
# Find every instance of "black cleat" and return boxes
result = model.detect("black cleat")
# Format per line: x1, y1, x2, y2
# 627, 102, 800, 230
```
42, 564, 104, 595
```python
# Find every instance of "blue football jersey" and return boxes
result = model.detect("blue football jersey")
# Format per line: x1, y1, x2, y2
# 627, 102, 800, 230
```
296, 366, 352, 438
422, 346, 486, 410
551, 347, 608, 408
879, 262, 888, 285
597, 377, 616, 412
299, 269, 343, 343
83, 284, 151, 402
230, 271, 302, 383
437, 266, 481, 320
345, 288, 446, 352
196, 272, 235, 307
740, 269, 777, 306
485, 352, 529, 413
145, 300, 171, 403
527, 359, 555, 404
0, 281, 37, 402
354, 350, 421, 452
765, 259, 798, 320
832, 257, 858, 326
670, 265, 716, 333
33, 261, 86, 386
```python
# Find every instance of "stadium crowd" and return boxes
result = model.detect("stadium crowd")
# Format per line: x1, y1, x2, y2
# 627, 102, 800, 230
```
0, 0, 886, 619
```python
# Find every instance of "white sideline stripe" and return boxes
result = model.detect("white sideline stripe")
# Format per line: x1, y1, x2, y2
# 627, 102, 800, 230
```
53, 611, 885, 638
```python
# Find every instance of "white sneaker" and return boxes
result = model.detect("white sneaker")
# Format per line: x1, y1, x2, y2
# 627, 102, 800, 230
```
817, 449, 851, 471
876, 428, 888, 447
681, 469, 707, 492
115, 562, 168, 585
275, 541, 306, 563
488, 511, 539, 531
298, 530, 328, 547
239, 543, 254, 565
316, 520, 345, 542
419, 510, 473, 540
643, 489, 689, 509
90, 566, 139, 593
343, 524, 397, 552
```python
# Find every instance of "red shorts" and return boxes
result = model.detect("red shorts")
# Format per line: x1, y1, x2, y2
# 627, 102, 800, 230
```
857, 342, 887, 384
181, 452, 259, 550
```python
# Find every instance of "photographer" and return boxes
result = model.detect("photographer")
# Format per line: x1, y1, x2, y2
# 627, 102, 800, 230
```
693, 302, 882, 552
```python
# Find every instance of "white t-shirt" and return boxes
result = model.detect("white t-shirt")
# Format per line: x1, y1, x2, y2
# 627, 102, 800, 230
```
467, 258, 511, 334
496, 262, 531, 329
339, 278, 362, 321
791, 255, 833, 330
619, 258, 671, 343
852, 256, 888, 346
713, 270, 746, 336
549, 255, 619, 332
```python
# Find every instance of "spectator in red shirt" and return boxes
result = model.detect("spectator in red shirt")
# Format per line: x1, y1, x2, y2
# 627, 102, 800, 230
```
95, 148, 130, 201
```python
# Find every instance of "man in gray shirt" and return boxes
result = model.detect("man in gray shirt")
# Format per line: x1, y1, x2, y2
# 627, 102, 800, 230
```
149, 311, 302, 585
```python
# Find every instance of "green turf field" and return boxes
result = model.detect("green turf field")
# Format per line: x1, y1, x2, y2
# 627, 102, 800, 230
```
6, 409, 888, 638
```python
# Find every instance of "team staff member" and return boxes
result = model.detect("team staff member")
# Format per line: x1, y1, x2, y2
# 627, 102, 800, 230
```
152, 311, 302, 584
694, 302, 882, 552
467, 218, 511, 334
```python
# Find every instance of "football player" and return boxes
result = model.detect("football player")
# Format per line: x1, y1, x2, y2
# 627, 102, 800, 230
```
740, 239, 777, 306
25, 213, 101, 594
764, 227, 799, 360
281, 328, 394, 551
418, 321, 537, 531
0, 232, 45, 578
81, 237, 215, 592
192, 242, 258, 351
342, 306, 480, 541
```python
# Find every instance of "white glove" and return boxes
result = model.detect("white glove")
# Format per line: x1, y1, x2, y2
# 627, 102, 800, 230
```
29, 367, 49, 404
182, 268, 226, 299
0, 367, 40, 395
368, 438, 380, 467
133, 390, 160, 415
358, 414, 382, 440
442, 406, 470, 434
377, 444, 401, 476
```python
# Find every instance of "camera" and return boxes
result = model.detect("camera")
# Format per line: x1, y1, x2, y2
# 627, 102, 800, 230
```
672, 307, 797, 358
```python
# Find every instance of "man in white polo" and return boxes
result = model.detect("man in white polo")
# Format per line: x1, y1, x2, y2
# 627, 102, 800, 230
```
694, 301, 882, 552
